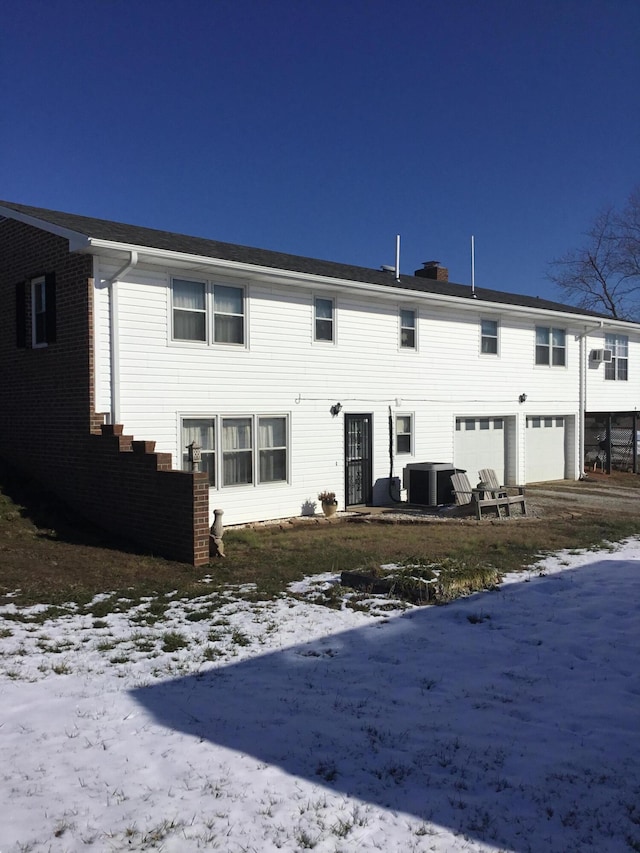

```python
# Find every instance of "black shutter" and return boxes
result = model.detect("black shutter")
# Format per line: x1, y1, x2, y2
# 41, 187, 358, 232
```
15, 281, 26, 348
44, 272, 56, 344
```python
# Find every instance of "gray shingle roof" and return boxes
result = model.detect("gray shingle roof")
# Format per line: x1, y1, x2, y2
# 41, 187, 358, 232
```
0, 199, 609, 319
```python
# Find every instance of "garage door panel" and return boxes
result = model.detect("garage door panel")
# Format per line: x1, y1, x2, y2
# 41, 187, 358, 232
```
526, 416, 565, 482
455, 418, 506, 485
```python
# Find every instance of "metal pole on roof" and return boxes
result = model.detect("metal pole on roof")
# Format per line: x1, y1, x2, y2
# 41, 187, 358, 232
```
471, 235, 476, 298
395, 235, 400, 281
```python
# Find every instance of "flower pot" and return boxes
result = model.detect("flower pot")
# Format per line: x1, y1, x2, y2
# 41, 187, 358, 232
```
322, 500, 338, 517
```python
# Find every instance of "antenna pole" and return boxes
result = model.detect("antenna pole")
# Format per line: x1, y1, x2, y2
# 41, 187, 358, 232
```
471, 235, 476, 297
395, 234, 400, 281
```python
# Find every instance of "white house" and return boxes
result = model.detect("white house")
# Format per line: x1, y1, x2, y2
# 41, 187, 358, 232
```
1, 200, 638, 537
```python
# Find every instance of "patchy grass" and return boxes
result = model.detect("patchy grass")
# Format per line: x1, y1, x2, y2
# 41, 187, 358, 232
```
2, 462, 640, 609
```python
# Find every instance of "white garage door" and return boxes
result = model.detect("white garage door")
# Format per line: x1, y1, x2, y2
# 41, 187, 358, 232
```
455, 417, 507, 486
525, 416, 566, 482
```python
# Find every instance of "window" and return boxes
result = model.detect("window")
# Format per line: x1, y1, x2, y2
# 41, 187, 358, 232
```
395, 414, 413, 454
314, 297, 334, 341
535, 326, 566, 366
214, 285, 244, 344
605, 334, 628, 381
400, 309, 416, 348
18, 274, 56, 348
182, 419, 216, 485
173, 279, 206, 341
258, 416, 288, 482
172, 278, 245, 345
222, 417, 253, 485
185, 414, 288, 488
481, 319, 498, 354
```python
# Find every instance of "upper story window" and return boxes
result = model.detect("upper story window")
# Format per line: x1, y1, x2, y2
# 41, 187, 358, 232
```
605, 334, 628, 380
214, 285, 244, 344
16, 275, 56, 349
173, 279, 206, 341
535, 326, 566, 366
481, 319, 498, 354
314, 297, 334, 342
172, 278, 245, 345
395, 414, 413, 454
400, 309, 416, 349
31, 278, 48, 347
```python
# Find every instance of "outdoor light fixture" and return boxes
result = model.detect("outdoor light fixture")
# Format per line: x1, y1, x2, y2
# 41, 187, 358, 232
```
186, 439, 202, 471
330, 402, 343, 417
519, 393, 528, 404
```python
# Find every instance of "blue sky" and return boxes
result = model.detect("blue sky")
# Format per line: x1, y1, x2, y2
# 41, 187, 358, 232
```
2, 0, 638, 300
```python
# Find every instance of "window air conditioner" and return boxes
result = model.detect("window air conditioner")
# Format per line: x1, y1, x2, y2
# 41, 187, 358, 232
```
590, 348, 613, 363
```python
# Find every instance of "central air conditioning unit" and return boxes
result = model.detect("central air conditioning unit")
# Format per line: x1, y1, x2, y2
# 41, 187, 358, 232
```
590, 348, 613, 363
403, 462, 463, 507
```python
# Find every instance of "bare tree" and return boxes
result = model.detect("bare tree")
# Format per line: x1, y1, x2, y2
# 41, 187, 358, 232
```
548, 186, 640, 320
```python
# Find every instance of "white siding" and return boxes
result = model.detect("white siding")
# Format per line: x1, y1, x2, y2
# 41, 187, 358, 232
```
92, 259, 637, 524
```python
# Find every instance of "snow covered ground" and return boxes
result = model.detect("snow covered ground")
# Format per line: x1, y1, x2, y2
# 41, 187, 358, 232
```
1, 542, 639, 853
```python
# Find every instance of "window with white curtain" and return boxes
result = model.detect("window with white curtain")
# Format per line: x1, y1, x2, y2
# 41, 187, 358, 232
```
181, 418, 216, 485
258, 416, 287, 482
181, 414, 289, 487
214, 285, 244, 344
173, 279, 207, 341
172, 279, 245, 344
222, 417, 253, 485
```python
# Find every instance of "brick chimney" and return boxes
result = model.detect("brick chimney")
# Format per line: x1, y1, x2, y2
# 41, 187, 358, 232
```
415, 260, 448, 282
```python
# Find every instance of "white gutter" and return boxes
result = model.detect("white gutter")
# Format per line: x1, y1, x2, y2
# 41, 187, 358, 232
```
106, 251, 138, 425
575, 320, 605, 478
82, 237, 640, 329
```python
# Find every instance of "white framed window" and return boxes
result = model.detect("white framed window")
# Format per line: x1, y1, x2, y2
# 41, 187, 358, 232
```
314, 297, 334, 342
222, 417, 253, 485
605, 334, 628, 381
395, 414, 413, 454
182, 414, 288, 488
31, 277, 48, 347
173, 279, 207, 341
182, 418, 216, 485
481, 319, 498, 354
400, 309, 416, 349
171, 278, 245, 345
258, 416, 288, 482
214, 285, 244, 344
535, 326, 566, 366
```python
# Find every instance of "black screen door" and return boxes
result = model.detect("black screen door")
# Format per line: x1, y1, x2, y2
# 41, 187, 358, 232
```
345, 414, 373, 506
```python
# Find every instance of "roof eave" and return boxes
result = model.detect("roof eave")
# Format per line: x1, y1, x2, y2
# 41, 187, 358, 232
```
86, 237, 636, 328
0, 204, 91, 252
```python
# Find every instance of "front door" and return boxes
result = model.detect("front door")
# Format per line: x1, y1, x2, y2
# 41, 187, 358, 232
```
345, 414, 373, 506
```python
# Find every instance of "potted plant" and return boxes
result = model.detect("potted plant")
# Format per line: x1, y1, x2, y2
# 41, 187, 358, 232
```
318, 490, 338, 517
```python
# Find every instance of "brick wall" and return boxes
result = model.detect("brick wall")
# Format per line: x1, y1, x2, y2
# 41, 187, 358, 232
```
0, 218, 210, 566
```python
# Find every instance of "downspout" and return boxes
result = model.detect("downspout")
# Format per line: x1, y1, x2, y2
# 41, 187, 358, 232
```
107, 252, 138, 425
576, 320, 604, 479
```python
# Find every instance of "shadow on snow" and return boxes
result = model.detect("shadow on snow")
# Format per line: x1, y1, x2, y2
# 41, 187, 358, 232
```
131, 559, 640, 852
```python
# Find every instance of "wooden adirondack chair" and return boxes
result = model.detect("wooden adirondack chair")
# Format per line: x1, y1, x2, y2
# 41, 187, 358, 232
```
477, 468, 527, 516
451, 471, 527, 519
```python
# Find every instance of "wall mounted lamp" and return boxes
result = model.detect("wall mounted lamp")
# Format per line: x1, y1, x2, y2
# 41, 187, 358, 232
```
330, 402, 343, 417
518, 393, 528, 404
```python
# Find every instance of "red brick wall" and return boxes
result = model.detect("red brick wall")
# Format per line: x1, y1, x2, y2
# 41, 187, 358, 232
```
0, 218, 210, 566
